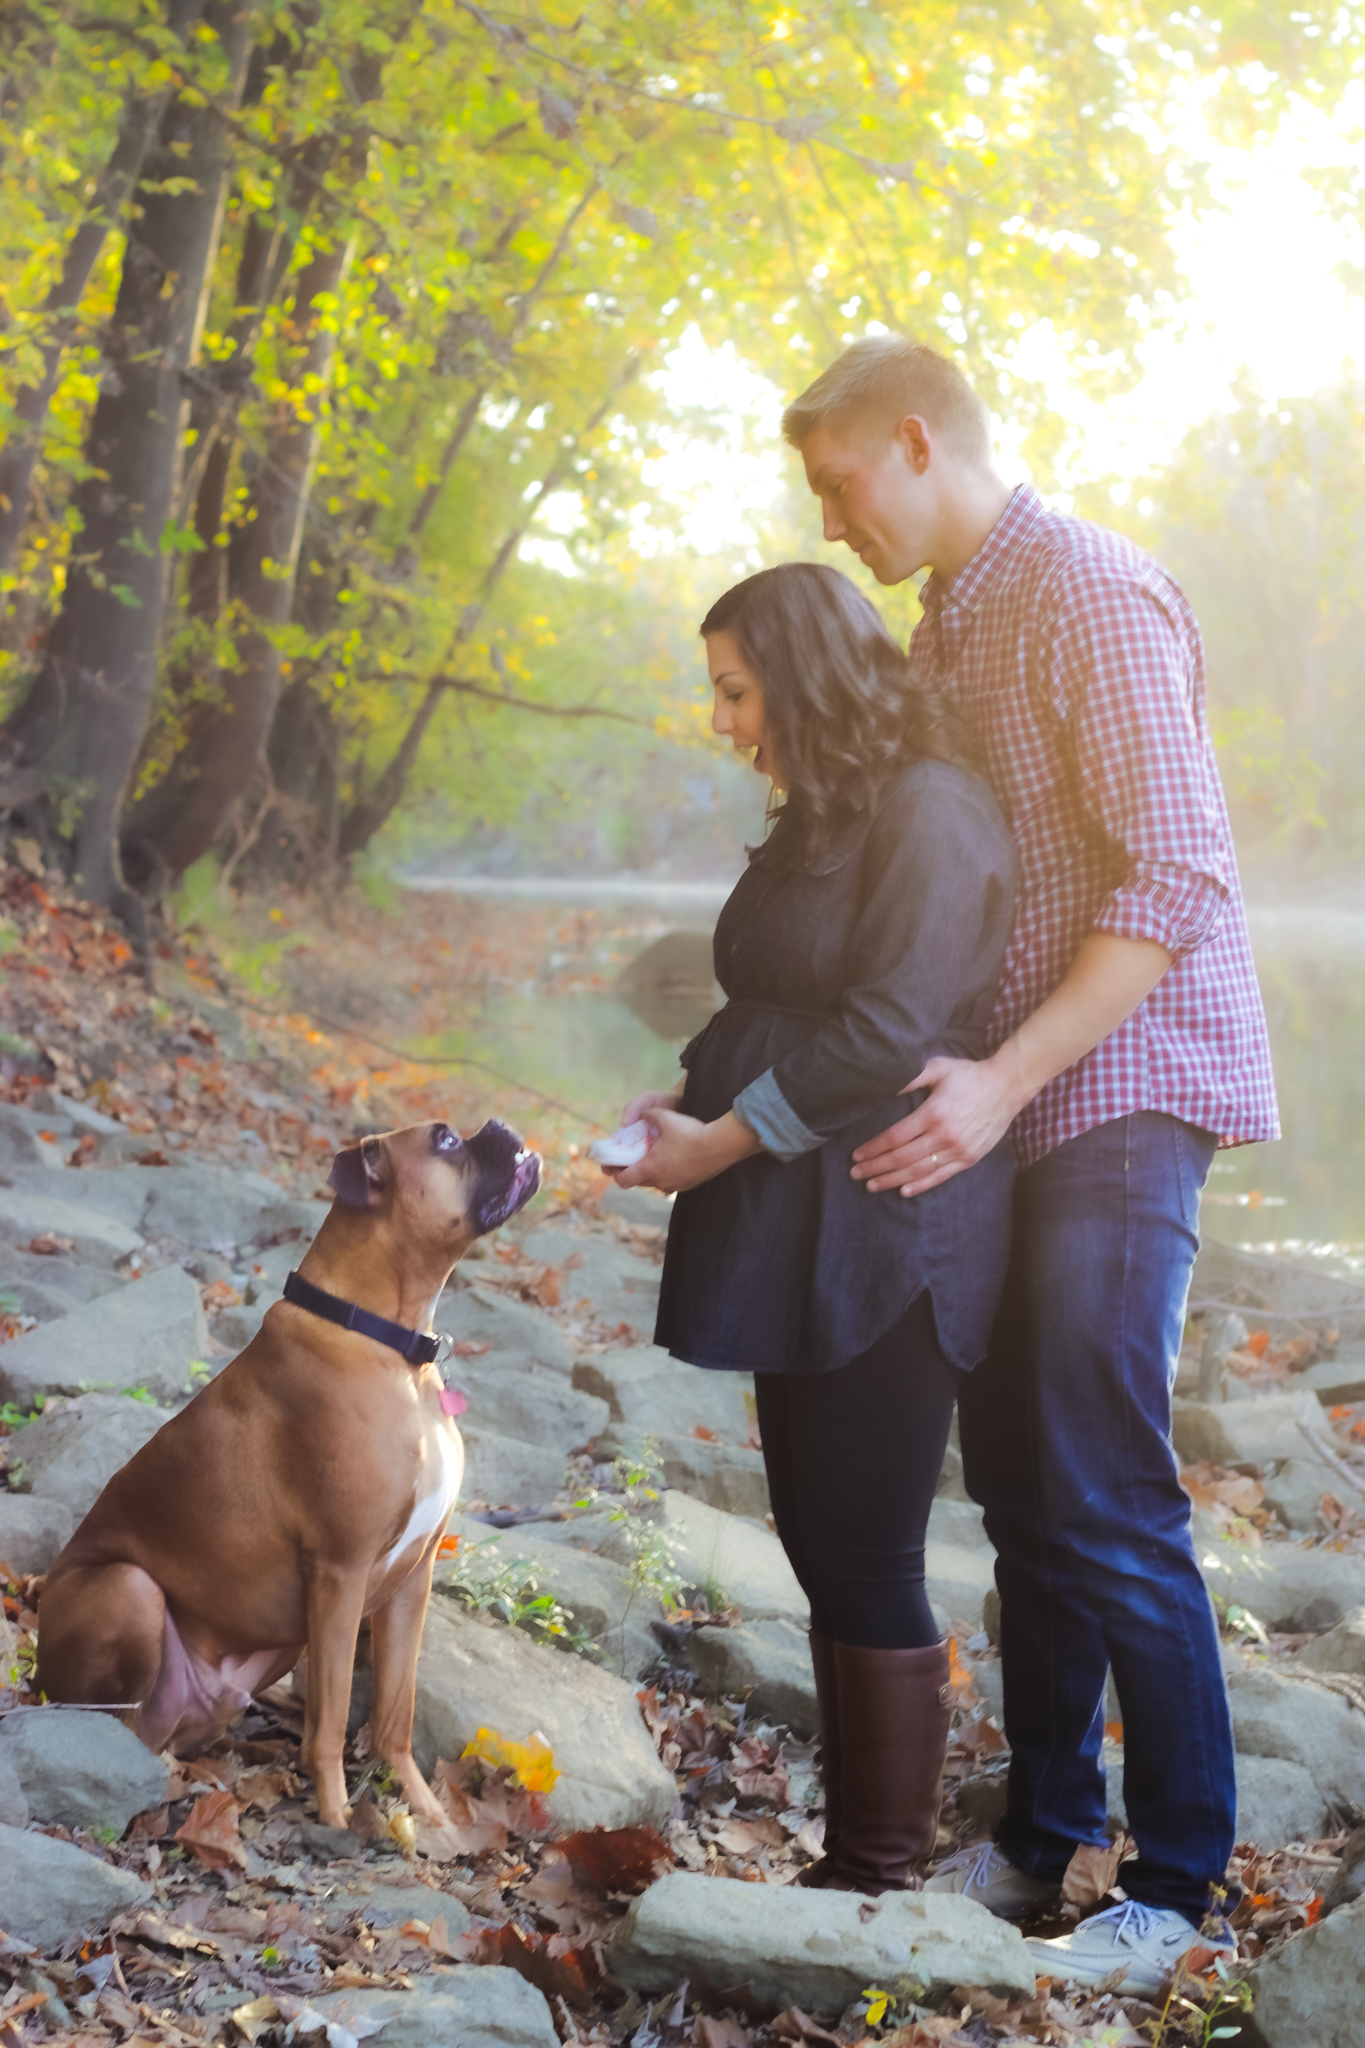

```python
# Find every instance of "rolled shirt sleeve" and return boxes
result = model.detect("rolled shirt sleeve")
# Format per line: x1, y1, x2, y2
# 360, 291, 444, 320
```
1046, 566, 1232, 959
734, 764, 1014, 1161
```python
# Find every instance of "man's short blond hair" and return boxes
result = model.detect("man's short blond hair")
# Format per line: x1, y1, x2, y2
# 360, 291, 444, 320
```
783, 335, 992, 466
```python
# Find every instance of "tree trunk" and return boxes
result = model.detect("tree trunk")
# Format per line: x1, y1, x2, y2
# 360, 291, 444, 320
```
338, 356, 640, 857
127, 57, 385, 878
0, 0, 253, 914
0, 0, 207, 576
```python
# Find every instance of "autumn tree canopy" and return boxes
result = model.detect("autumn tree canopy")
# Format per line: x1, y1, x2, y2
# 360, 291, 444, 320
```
1, 0, 1359, 928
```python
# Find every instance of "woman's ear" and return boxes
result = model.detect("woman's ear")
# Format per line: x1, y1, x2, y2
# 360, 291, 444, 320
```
327, 1134, 387, 1208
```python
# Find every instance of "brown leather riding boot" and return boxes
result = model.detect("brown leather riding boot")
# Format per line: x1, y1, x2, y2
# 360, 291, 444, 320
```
797, 1630, 840, 1887
817, 1638, 953, 1896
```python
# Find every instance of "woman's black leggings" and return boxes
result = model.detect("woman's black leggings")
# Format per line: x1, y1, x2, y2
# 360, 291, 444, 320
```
753, 1292, 963, 1650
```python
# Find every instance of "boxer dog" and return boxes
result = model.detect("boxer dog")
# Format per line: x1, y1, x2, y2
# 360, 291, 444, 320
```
36, 1116, 540, 1832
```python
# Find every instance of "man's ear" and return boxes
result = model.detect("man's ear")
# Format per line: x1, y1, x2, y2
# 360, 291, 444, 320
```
328, 1135, 387, 1209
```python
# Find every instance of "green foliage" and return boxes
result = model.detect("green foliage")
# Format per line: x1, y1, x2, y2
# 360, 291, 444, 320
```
441, 1536, 595, 1655
579, 1439, 684, 1672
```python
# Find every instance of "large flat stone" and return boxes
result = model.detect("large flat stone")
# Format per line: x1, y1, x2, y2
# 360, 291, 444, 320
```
3, 1247, 124, 1322
438, 1281, 574, 1376
1172, 1390, 1333, 1469
0, 1707, 170, 1833
459, 1425, 567, 1509
1103, 1744, 1328, 1846
0, 1184, 143, 1267
612, 1872, 1036, 2009
1299, 1353, 1365, 1407
925, 1542, 996, 1631
436, 1518, 662, 1681
631, 1492, 806, 1622
0, 1264, 208, 1406
0, 1491, 76, 1572
600, 1426, 770, 1518
1245, 1892, 1365, 2047
9, 1391, 172, 1518
683, 1617, 817, 1736
0, 1751, 28, 1826
1294, 1609, 1365, 1680
0, 1104, 68, 1171
599, 1184, 673, 1228
1193, 1510, 1365, 1632
573, 1349, 751, 1442
1224, 1650, 1365, 1812
403, 1602, 678, 1833
0, 1820, 150, 1946
308, 1971, 558, 2048
456, 1360, 608, 1452
1263, 1457, 1365, 1533
1192, 1238, 1365, 1342
141, 1162, 286, 1250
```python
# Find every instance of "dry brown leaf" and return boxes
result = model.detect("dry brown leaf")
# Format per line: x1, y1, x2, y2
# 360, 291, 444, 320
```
714, 1815, 786, 1856
172, 1787, 248, 1872
557, 1824, 675, 1893
691, 2018, 752, 2048
1060, 1836, 1126, 1909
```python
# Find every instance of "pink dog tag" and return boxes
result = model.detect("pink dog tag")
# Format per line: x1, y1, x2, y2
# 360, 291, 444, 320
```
440, 1387, 466, 1417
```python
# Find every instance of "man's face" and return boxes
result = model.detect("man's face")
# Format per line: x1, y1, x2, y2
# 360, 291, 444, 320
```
800, 416, 938, 585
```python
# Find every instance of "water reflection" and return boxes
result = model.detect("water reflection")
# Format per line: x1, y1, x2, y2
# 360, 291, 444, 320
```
413, 881, 1364, 1259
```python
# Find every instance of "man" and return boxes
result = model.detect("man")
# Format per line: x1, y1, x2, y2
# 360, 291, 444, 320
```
781, 335, 1278, 1994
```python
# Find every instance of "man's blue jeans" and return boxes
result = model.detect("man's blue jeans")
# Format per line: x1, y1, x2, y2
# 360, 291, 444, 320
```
957, 1112, 1235, 1926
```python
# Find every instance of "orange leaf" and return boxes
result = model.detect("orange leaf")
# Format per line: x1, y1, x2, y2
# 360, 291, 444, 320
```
173, 1788, 248, 1871
692, 1424, 718, 1442
436, 1532, 461, 1558
1105, 1721, 1124, 1743
557, 1825, 676, 1893
1244, 1330, 1270, 1357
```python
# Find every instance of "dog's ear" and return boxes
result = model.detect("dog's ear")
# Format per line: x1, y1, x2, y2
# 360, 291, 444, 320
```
327, 1135, 386, 1208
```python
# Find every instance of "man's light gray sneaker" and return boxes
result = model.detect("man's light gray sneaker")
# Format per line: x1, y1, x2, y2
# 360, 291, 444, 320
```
1026, 1900, 1236, 1995
922, 1841, 1063, 1920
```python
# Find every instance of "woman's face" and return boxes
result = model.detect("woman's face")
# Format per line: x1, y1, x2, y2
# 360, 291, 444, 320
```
707, 629, 783, 787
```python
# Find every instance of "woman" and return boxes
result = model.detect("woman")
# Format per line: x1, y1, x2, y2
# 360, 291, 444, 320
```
609, 563, 1016, 1895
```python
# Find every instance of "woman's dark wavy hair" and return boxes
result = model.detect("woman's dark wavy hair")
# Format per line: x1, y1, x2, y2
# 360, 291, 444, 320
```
700, 562, 971, 850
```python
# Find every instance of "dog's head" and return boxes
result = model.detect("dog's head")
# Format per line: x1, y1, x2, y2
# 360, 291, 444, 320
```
326, 1118, 542, 1267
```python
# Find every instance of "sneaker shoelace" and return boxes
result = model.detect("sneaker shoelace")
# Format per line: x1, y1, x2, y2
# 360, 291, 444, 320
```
1085, 1902, 1170, 1949
938, 1841, 1010, 1892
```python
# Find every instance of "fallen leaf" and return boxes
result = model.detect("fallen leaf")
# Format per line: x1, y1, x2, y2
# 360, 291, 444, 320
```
714, 1815, 786, 1857
346, 1791, 391, 1845
771, 2009, 841, 2045
1061, 1838, 1126, 1909
557, 1824, 675, 1893
693, 1425, 717, 1442
461, 1725, 559, 1791
447, 1340, 489, 1357
691, 2017, 751, 2048
173, 1786, 248, 1871
456, 1921, 608, 2002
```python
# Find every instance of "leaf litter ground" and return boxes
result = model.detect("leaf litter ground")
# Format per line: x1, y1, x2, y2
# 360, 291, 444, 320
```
2, 853, 1362, 2046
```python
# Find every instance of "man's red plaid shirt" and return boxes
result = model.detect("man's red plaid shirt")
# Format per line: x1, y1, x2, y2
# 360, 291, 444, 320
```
909, 484, 1279, 1169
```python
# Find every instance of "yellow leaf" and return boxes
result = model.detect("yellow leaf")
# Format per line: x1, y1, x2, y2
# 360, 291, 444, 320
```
461, 1725, 560, 1792
862, 1990, 890, 2027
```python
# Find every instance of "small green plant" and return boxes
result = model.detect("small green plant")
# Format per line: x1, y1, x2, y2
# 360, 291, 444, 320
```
442, 1539, 594, 1654
1153, 1949, 1255, 2046
188, 1361, 212, 1384
582, 1439, 685, 1675
122, 1385, 159, 1406
1, 1394, 43, 1431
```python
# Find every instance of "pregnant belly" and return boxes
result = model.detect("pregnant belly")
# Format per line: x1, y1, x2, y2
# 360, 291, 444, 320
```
683, 1000, 824, 1122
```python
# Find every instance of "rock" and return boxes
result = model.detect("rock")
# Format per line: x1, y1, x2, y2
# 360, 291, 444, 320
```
1263, 1457, 1365, 1533
1323, 1822, 1365, 1916
438, 1281, 574, 1376
1244, 1892, 1365, 2047
402, 1601, 678, 1832
39, 1092, 140, 1162
0, 1104, 68, 1171
254, 1196, 332, 1242
0, 1264, 207, 1406
936, 1441, 967, 1497
306, 1970, 558, 2048
0, 1820, 150, 1946
599, 1184, 673, 1228
1294, 1609, 1365, 1680
0, 1184, 143, 1267
521, 1226, 661, 1337
0, 1492, 76, 1572
956, 1771, 1009, 1829
1299, 1353, 1365, 1407
2, 1247, 124, 1322
0, 1751, 29, 1827
456, 1361, 609, 1453
140, 1162, 285, 1249
983, 1585, 1001, 1647
925, 1542, 996, 1631
0, 1708, 170, 1833
573, 1349, 752, 1442
600, 1426, 769, 1518
211, 1299, 275, 1352
319, 1881, 472, 1934
1224, 1650, 1365, 1813
437, 1518, 662, 1680
928, 1497, 991, 1551
683, 1617, 818, 1735
1193, 1509, 1365, 1632
638, 1492, 807, 1622
1105, 1743, 1331, 1846
612, 1871, 1036, 2008
459, 1425, 567, 1509
9, 1391, 172, 1518
1172, 1390, 1333, 1469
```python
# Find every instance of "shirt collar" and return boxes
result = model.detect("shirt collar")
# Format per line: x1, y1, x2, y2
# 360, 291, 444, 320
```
921, 482, 1045, 620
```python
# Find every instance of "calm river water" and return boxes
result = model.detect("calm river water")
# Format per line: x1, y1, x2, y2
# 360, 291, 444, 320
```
405, 878, 1365, 1270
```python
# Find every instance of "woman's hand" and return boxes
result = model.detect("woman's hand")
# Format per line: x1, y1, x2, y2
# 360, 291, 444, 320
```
620, 1084, 684, 1127
615, 1107, 762, 1195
